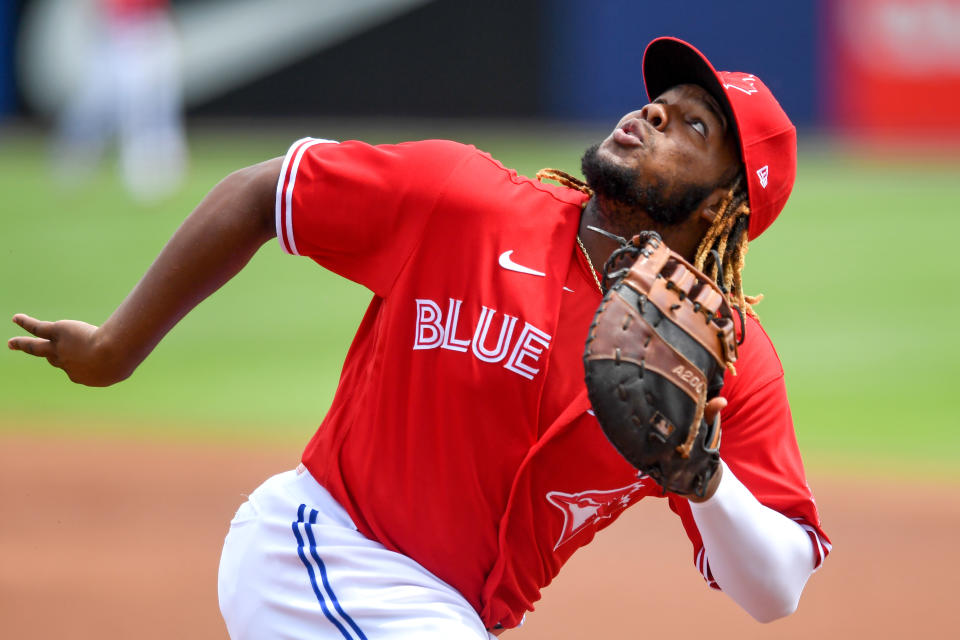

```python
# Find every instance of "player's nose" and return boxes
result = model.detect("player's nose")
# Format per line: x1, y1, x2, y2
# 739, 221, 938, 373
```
640, 103, 668, 132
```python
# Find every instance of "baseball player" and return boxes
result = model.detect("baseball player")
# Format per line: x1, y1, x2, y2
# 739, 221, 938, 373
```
10, 37, 830, 639
53, 0, 186, 202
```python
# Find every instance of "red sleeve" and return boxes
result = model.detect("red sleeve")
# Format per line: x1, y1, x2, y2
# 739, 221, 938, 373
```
275, 137, 476, 296
668, 315, 831, 587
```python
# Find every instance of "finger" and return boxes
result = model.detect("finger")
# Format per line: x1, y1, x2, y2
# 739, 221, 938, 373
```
704, 396, 728, 424
12, 314, 56, 340
7, 336, 55, 359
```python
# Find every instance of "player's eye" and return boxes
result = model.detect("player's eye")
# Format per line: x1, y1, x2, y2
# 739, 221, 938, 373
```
689, 119, 707, 138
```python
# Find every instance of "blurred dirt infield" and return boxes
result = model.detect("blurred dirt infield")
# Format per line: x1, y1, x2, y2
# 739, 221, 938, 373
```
1, 432, 954, 639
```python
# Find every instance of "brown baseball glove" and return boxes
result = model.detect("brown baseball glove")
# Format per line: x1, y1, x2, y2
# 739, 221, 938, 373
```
583, 231, 739, 498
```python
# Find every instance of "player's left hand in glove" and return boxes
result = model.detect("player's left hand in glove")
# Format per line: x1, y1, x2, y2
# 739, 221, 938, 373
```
583, 231, 738, 500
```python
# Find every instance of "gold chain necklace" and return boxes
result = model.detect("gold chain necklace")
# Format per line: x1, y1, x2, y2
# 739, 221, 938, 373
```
576, 236, 603, 295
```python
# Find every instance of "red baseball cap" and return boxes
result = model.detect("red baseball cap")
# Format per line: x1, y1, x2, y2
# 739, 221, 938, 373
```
642, 37, 796, 239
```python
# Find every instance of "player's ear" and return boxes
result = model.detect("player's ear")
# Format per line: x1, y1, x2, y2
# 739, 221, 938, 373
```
696, 186, 728, 224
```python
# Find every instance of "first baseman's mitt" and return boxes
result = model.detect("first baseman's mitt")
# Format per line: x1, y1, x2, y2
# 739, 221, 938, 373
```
583, 231, 738, 498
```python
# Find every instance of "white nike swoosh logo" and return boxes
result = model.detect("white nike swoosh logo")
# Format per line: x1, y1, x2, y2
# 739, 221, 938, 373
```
498, 251, 545, 277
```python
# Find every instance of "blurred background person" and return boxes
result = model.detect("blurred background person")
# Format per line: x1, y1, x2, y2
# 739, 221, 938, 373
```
51, 0, 186, 203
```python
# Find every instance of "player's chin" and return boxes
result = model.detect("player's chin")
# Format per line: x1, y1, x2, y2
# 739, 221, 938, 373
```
593, 139, 643, 171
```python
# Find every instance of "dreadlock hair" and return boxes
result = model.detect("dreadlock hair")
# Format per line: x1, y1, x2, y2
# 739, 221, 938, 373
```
536, 168, 592, 195
691, 173, 762, 319
536, 168, 762, 319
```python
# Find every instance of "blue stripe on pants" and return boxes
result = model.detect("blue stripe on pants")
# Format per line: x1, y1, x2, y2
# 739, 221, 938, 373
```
305, 508, 369, 640
292, 503, 364, 639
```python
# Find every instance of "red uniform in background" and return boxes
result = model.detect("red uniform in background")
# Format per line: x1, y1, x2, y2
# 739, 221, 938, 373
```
277, 137, 830, 629
101, 0, 170, 20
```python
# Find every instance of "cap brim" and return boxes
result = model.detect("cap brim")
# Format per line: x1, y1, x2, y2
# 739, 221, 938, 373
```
643, 37, 737, 143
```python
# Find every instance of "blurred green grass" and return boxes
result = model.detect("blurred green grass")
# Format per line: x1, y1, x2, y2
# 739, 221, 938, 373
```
1, 125, 958, 476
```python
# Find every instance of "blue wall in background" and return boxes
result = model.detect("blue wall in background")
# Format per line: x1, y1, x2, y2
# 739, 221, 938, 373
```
0, 0, 12, 118
543, 0, 819, 127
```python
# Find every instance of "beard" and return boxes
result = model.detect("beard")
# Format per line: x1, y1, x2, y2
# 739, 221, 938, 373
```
580, 143, 715, 227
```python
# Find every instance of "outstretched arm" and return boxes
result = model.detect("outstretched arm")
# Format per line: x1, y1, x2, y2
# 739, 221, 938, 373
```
689, 462, 816, 622
8, 157, 283, 386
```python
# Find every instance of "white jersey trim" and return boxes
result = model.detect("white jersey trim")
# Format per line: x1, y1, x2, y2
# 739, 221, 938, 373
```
695, 546, 720, 590
793, 517, 833, 571
276, 137, 338, 256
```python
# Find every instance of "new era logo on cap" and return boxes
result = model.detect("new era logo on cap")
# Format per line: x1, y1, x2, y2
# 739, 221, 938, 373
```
756, 165, 769, 188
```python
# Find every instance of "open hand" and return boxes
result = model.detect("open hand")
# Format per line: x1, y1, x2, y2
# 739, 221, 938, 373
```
8, 314, 126, 387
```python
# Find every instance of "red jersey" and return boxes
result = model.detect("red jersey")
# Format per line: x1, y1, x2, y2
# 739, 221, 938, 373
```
276, 138, 830, 629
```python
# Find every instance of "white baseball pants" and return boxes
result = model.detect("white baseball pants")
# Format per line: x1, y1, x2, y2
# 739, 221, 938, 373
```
218, 466, 497, 639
